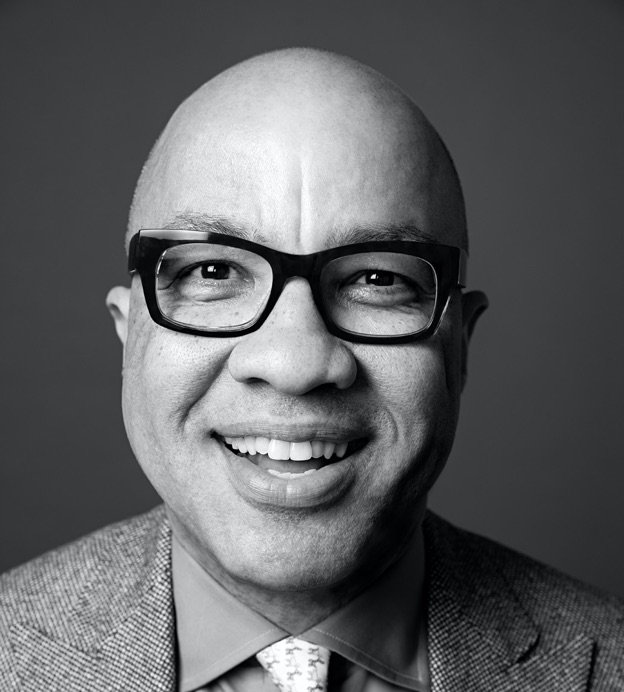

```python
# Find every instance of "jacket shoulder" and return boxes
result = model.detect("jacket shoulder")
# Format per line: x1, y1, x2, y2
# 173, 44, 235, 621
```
0, 505, 168, 644
424, 511, 624, 641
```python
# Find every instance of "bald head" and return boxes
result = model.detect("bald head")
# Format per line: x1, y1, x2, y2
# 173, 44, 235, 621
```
129, 48, 467, 251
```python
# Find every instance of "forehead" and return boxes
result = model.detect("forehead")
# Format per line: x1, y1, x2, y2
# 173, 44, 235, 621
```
133, 72, 465, 253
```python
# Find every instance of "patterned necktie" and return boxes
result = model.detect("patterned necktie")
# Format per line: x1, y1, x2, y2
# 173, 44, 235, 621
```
256, 636, 330, 692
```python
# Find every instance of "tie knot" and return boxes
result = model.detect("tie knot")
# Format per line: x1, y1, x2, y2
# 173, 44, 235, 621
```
256, 636, 330, 692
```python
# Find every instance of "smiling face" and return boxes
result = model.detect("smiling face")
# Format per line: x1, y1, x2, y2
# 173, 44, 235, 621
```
108, 49, 484, 617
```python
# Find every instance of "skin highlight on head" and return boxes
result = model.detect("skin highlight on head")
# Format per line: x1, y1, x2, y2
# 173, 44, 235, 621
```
107, 48, 486, 631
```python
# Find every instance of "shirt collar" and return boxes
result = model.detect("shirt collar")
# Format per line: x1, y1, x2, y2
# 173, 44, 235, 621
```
172, 529, 427, 691
303, 530, 428, 689
172, 537, 286, 690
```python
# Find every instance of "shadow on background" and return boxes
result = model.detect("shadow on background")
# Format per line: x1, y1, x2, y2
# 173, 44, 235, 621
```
1, 0, 622, 597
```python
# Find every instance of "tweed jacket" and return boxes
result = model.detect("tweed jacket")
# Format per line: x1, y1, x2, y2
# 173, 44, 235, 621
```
1, 506, 623, 691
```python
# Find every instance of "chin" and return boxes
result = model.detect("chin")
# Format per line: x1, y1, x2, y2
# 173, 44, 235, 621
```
223, 533, 360, 594
245, 568, 328, 593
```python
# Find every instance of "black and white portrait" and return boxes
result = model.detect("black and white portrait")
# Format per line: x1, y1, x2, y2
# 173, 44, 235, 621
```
1, 2, 623, 690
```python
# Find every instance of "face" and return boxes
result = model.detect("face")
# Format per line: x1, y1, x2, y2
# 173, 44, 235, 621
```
108, 75, 482, 598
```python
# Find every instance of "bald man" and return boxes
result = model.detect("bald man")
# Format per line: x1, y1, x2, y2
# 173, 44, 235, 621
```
1, 49, 622, 692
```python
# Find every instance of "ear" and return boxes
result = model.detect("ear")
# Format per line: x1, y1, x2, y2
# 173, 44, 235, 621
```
460, 290, 488, 390
106, 286, 131, 345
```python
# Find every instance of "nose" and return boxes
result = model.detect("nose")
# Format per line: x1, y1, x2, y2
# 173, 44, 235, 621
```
227, 278, 357, 395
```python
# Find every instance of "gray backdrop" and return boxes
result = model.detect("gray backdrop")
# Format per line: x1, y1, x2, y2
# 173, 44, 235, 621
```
1, 0, 623, 598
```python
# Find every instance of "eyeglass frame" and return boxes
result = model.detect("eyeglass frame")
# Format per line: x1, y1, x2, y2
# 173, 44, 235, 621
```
128, 229, 468, 345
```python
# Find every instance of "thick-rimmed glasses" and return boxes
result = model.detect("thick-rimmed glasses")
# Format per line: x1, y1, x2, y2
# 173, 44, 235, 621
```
128, 229, 467, 344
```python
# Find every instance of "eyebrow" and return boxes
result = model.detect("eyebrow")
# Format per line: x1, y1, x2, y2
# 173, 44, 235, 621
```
162, 213, 438, 247
163, 213, 270, 243
326, 224, 439, 245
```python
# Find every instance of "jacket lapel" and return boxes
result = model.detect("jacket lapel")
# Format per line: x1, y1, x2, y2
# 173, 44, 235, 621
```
424, 513, 594, 692
95, 527, 176, 691
506, 635, 594, 691
10, 510, 176, 692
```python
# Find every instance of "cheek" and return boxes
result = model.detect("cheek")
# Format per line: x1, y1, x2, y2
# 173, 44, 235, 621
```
120, 300, 229, 474
358, 340, 454, 433
354, 330, 462, 497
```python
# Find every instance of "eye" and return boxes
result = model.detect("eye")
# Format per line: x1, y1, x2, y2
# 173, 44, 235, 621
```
352, 270, 409, 288
358, 270, 396, 287
173, 261, 237, 282
197, 263, 230, 280
338, 268, 426, 308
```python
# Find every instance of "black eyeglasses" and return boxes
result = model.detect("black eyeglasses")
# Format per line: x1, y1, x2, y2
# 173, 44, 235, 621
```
128, 229, 467, 344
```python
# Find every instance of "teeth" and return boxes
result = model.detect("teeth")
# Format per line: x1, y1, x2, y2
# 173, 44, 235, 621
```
268, 439, 290, 460
255, 437, 270, 455
221, 435, 350, 461
311, 441, 325, 458
267, 468, 318, 478
335, 442, 348, 458
289, 441, 313, 460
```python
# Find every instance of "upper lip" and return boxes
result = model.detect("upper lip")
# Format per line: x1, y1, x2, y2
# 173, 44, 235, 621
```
212, 422, 369, 443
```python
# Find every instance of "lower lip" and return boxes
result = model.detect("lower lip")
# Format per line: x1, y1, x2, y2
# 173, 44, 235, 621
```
221, 441, 357, 509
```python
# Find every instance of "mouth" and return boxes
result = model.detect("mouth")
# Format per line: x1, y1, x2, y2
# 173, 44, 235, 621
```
214, 434, 368, 478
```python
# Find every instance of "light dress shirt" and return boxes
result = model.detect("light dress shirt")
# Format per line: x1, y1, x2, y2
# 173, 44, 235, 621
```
172, 528, 430, 692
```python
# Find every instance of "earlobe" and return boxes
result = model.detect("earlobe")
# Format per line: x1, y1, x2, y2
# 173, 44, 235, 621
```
106, 286, 131, 345
460, 290, 488, 390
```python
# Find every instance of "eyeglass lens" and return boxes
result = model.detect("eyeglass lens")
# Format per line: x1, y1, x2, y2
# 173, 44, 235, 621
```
155, 244, 438, 337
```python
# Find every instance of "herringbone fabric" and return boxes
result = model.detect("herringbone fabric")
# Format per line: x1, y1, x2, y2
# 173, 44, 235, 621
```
1, 506, 624, 691
256, 637, 330, 691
